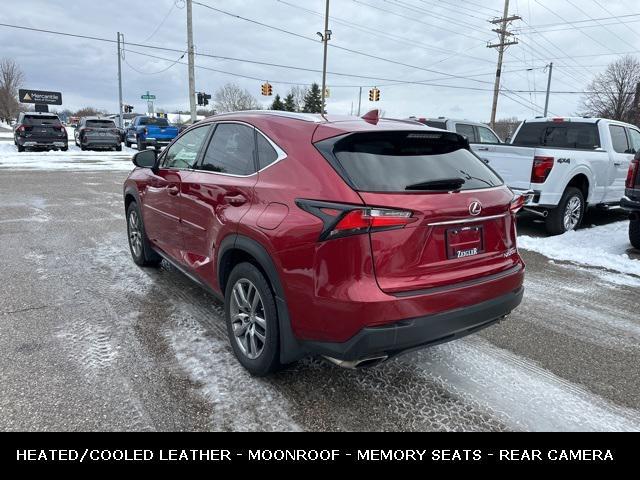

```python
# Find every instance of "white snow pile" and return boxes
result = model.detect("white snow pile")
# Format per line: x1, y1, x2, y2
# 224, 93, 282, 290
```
519, 221, 640, 277
0, 141, 136, 171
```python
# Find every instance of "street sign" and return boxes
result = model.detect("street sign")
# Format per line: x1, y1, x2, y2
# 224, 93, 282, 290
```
141, 91, 156, 100
18, 89, 62, 105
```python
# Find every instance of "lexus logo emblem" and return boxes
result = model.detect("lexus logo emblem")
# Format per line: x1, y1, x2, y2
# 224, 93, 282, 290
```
469, 201, 482, 216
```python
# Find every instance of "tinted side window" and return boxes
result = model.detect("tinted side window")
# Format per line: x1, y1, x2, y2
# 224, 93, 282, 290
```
455, 123, 477, 142
609, 125, 629, 153
477, 126, 500, 143
257, 133, 279, 170
163, 125, 210, 169
200, 124, 256, 175
627, 128, 640, 153
423, 121, 447, 129
513, 122, 601, 149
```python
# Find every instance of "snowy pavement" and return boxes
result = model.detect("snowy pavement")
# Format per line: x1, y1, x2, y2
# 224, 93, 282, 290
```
0, 141, 136, 171
0, 158, 639, 431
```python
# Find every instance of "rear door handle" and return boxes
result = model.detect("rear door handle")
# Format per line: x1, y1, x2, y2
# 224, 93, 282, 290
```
477, 147, 489, 151
224, 194, 247, 206
167, 185, 180, 196
613, 162, 622, 166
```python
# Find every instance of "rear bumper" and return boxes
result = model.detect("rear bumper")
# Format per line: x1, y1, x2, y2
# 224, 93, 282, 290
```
83, 137, 120, 147
303, 286, 523, 361
144, 137, 174, 147
17, 137, 67, 148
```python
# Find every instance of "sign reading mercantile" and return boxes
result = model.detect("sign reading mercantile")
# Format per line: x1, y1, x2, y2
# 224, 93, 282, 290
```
19, 89, 62, 105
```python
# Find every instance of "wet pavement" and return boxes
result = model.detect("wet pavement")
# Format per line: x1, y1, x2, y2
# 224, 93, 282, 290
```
1, 169, 639, 431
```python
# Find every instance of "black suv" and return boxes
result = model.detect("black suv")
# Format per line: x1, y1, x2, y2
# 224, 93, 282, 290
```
14, 112, 68, 152
622, 152, 640, 249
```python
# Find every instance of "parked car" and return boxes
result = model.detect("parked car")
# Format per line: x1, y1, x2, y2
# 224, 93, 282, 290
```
622, 152, 640, 249
123, 110, 525, 375
74, 117, 122, 151
13, 112, 68, 152
124, 116, 179, 150
410, 117, 503, 144
472, 117, 640, 235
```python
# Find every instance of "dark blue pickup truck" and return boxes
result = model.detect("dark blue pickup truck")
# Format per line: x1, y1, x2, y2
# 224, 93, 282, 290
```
124, 116, 179, 150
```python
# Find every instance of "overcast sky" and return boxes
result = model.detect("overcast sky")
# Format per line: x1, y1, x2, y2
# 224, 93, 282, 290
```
2, 0, 640, 121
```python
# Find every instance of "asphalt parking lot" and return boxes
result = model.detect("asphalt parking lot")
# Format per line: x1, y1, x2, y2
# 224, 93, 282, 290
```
1, 167, 639, 431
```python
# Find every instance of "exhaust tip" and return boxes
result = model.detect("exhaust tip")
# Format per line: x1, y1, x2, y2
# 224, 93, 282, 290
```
323, 355, 389, 369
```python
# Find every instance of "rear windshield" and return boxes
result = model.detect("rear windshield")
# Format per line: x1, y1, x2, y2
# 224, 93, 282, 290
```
86, 120, 116, 128
23, 115, 61, 126
139, 117, 169, 127
326, 131, 503, 192
423, 120, 447, 129
513, 122, 601, 149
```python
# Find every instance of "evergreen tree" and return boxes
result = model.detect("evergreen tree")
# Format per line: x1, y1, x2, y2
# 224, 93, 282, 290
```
283, 94, 296, 112
302, 83, 323, 113
270, 94, 285, 111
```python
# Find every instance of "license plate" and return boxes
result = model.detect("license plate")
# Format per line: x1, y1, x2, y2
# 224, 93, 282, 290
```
446, 226, 484, 259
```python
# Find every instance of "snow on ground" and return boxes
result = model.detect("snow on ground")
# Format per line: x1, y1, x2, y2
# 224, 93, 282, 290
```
0, 141, 136, 171
519, 222, 640, 277
413, 337, 640, 432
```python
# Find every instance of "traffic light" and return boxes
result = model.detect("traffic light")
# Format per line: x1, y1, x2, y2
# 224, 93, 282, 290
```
261, 82, 273, 96
369, 88, 380, 102
123, 104, 134, 113
203, 93, 211, 106
197, 92, 203, 106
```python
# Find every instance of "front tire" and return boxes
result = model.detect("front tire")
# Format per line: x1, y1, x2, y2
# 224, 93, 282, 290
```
630, 219, 640, 249
17, 144, 25, 152
126, 201, 161, 267
545, 187, 585, 235
225, 263, 280, 376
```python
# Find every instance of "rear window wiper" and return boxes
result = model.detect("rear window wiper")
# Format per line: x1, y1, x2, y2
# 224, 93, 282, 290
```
405, 178, 466, 191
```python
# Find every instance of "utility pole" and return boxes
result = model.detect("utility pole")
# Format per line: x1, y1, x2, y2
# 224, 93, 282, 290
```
117, 32, 124, 128
543, 62, 553, 117
357, 86, 362, 116
635, 81, 640, 126
318, 0, 331, 115
487, 0, 521, 129
187, 0, 197, 122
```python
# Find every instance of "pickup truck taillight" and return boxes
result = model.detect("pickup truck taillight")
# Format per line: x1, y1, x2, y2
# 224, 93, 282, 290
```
531, 156, 554, 183
627, 159, 639, 189
15, 125, 25, 134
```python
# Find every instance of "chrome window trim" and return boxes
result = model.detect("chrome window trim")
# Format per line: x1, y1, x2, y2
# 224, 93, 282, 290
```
427, 212, 508, 227
194, 120, 288, 178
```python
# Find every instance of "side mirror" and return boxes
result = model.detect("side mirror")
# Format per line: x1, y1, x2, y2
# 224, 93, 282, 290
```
132, 149, 157, 169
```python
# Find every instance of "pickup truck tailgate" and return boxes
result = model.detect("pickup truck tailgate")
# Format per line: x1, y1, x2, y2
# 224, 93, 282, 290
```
472, 144, 534, 191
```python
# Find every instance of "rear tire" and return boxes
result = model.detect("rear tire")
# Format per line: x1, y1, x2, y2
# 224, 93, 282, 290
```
17, 144, 25, 152
126, 201, 162, 267
545, 187, 584, 235
125, 139, 131, 148
224, 262, 281, 376
61, 146, 68, 152
630, 219, 640, 250
137, 138, 146, 150
116, 144, 122, 152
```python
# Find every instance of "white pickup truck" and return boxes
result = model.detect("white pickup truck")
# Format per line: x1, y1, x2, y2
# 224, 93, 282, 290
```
471, 117, 640, 234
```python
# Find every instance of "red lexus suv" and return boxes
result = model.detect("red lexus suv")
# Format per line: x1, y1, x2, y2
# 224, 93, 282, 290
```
123, 111, 525, 376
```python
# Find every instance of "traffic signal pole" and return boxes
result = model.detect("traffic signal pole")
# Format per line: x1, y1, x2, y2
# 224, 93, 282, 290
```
187, 0, 197, 122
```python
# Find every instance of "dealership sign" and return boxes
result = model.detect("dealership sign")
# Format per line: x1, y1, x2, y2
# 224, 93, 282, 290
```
18, 89, 62, 105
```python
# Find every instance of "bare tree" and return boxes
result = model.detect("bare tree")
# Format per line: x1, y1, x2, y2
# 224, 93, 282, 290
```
288, 85, 308, 112
492, 116, 521, 142
580, 55, 640, 124
74, 107, 103, 118
0, 58, 25, 124
214, 83, 261, 113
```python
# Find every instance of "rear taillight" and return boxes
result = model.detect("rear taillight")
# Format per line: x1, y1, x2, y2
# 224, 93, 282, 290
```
143, 127, 148, 135
510, 193, 526, 213
296, 199, 415, 241
531, 156, 554, 183
626, 159, 639, 189
16, 125, 25, 134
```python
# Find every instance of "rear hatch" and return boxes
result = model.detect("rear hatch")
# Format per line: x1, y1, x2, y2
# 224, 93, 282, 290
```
22, 115, 65, 140
316, 130, 520, 294
84, 119, 120, 141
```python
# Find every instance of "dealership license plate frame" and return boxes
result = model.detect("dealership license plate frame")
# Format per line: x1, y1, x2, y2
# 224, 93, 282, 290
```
446, 225, 485, 260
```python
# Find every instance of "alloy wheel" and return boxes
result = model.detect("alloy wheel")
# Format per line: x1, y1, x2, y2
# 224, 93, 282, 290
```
128, 210, 143, 258
563, 196, 582, 232
229, 279, 267, 360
